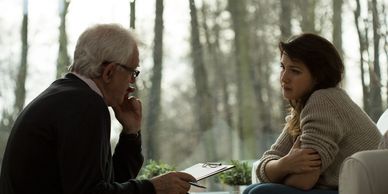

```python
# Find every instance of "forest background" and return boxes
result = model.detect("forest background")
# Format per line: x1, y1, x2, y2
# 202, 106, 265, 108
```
0, 0, 388, 173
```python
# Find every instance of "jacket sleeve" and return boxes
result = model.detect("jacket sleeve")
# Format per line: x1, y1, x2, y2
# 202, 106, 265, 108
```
57, 94, 155, 194
113, 132, 144, 182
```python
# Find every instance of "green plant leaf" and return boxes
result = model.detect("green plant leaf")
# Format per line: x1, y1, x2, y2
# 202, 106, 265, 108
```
217, 160, 252, 185
138, 160, 176, 180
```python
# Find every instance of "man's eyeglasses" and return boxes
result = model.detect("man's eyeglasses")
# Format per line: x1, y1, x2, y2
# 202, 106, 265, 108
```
102, 61, 140, 78
115, 63, 140, 78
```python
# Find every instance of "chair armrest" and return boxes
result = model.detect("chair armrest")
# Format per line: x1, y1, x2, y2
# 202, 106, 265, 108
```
339, 150, 388, 194
251, 160, 261, 184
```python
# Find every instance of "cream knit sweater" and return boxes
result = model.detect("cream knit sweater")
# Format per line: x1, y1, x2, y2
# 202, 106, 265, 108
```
257, 87, 382, 189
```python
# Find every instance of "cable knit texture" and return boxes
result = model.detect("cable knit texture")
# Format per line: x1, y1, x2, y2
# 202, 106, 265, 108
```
256, 87, 382, 189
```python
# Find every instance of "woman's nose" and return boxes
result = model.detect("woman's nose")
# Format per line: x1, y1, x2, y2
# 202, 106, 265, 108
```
280, 71, 289, 83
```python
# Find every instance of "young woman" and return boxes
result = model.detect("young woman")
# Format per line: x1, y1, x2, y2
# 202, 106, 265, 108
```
244, 33, 382, 194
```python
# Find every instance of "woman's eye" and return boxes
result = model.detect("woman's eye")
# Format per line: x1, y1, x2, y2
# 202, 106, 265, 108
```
291, 69, 301, 74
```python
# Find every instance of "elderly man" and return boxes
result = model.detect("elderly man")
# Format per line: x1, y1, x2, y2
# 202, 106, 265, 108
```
0, 24, 195, 194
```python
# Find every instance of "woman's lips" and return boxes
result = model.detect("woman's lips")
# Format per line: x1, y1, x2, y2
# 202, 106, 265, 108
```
282, 86, 292, 91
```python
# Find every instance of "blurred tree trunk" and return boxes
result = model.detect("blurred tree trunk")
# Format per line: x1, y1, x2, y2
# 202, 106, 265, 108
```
14, 0, 29, 121
248, 1, 272, 156
200, 2, 216, 118
279, 0, 292, 121
298, 0, 316, 33
280, 0, 291, 40
382, 4, 388, 105
56, 0, 70, 78
332, 0, 345, 89
129, 0, 139, 98
1, 0, 29, 133
354, 0, 370, 112
189, 0, 216, 160
228, 0, 256, 159
332, 0, 343, 60
1, 5, 28, 164
201, 2, 233, 127
369, 0, 382, 121
144, 0, 163, 160
130, 0, 136, 29
200, 1, 228, 161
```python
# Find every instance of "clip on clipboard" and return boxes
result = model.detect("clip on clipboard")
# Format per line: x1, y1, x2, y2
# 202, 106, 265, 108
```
181, 162, 235, 181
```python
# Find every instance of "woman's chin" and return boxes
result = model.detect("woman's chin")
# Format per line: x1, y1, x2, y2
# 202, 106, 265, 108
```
282, 92, 291, 99
282, 94, 295, 101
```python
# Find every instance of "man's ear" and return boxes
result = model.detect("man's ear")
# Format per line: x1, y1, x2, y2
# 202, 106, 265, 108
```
101, 63, 116, 83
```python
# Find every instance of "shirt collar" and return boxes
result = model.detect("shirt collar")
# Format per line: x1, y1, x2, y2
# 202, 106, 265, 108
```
70, 72, 103, 97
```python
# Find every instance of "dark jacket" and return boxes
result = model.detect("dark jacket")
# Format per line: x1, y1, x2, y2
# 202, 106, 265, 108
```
0, 73, 155, 194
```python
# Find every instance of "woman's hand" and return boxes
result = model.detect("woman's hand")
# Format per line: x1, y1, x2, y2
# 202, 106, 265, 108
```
280, 136, 321, 174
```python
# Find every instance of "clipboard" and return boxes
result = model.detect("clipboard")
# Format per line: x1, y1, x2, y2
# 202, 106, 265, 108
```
181, 162, 235, 181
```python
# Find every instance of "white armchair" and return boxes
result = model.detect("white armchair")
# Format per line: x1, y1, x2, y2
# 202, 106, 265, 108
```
339, 110, 388, 194
339, 149, 388, 194
251, 160, 261, 184
376, 109, 388, 135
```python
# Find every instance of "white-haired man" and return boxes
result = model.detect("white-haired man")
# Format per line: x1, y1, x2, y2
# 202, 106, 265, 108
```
0, 24, 195, 194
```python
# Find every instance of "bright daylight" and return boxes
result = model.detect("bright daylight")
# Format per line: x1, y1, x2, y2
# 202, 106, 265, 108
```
0, 0, 388, 194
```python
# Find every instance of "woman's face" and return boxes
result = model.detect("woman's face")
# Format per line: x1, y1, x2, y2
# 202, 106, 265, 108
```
280, 53, 315, 101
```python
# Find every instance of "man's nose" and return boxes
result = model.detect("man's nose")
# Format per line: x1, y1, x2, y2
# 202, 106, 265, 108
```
128, 75, 136, 84
129, 76, 136, 84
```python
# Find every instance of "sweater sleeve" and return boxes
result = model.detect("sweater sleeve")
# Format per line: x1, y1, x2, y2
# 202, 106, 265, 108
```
300, 90, 344, 172
257, 128, 294, 183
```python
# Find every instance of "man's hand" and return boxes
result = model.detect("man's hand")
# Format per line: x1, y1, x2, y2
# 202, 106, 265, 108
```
280, 136, 321, 174
150, 172, 196, 194
113, 89, 142, 134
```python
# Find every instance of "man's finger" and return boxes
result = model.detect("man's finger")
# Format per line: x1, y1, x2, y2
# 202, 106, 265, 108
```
127, 86, 136, 93
128, 97, 142, 115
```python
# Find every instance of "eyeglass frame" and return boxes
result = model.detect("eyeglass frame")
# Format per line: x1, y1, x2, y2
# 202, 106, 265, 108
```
102, 61, 140, 78
202, 162, 222, 168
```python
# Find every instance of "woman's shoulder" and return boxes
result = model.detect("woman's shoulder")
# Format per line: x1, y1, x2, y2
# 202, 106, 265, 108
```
311, 87, 345, 97
303, 87, 359, 115
304, 87, 371, 124
308, 87, 349, 104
